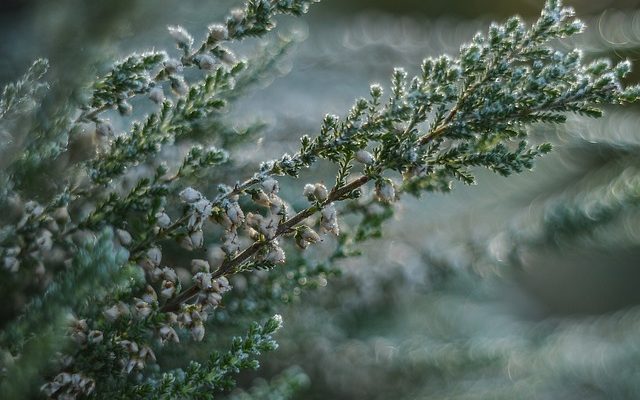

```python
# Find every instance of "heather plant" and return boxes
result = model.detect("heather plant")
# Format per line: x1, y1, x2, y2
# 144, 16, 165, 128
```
0, 0, 638, 398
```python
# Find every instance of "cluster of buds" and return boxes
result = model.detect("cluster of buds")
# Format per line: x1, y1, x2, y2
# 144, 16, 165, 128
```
151, 266, 179, 299
118, 340, 156, 374
180, 187, 212, 250
41, 372, 96, 399
303, 182, 328, 202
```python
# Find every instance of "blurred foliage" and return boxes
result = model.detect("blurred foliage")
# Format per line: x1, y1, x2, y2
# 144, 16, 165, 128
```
2, 0, 640, 399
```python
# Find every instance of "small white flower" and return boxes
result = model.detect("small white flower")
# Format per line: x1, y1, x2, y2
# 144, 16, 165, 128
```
116, 229, 133, 246
226, 202, 245, 225
355, 149, 374, 165
134, 299, 152, 319
191, 322, 205, 342
146, 247, 162, 267
191, 259, 210, 273
194, 199, 212, 215
264, 244, 286, 264
160, 280, 176, 299
190, 230, 204, 248
320, 203, 339, 235
261, 178, 279, 194
193, 272, 213, 290
179, 187, 202, 203
155, 212, 171, 228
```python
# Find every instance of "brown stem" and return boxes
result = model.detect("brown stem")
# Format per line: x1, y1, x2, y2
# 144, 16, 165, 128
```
160, 175, 370, 312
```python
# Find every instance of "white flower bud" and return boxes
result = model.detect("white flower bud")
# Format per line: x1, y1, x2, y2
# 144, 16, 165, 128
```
230, 8, 245, 22
179, 235, 194, 251
160, 280, 176, 299
375, 179, 396, 203
155, 212, 171, 228
134, 299, 152, 319
116, 229, 133, 246
194, 199, 212, 215
197, 54, 216, 71
149, 87, 165, 104
191, 322, 205, 342
264, 244, 286, 264
167, 25, 193, 47
179, 187, 202, 203
300, 225, 321, 243
194, 272, 213, 290
190, 230, 204, 248
146, 247, 162, 267
53, 206, 70, 224
261, 178, 279, 194
191, 259, 210, 273
314, 183, 328, 202
355, 149, 374, 165
216, 276, 231, 293
220, 49, 237, 65
320, 203, 339, 235
226, 202, 245, 225
159, 325, 179, 344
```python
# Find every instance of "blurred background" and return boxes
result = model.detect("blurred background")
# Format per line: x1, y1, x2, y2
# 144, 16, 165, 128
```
3, 0, 640, 398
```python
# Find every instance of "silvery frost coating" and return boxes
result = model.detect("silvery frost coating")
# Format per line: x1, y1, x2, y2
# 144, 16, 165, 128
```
0, 0, 638, 398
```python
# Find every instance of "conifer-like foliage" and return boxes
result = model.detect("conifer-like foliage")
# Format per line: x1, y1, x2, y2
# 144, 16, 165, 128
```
0, 0, 638, 398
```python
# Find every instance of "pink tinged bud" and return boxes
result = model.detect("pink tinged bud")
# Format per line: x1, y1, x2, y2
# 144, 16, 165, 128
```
155, 212, 171, 228
355, 149, 374, 165
180, 187, 202, 203
148, 87, 165, 104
